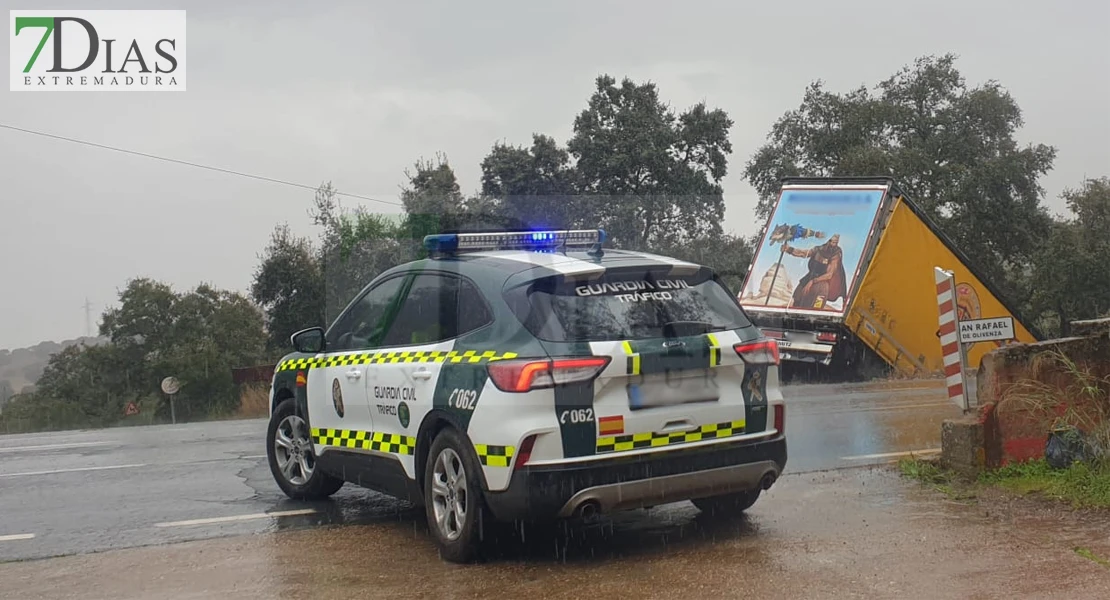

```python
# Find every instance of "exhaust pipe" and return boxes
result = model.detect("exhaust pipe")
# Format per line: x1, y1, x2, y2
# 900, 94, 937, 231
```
575, 500, 601, 519
760, 472, 777, 490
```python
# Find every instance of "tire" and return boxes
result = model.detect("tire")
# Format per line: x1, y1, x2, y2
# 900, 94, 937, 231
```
424, 427, 486, 563
691, 489, 761, 516
267, 398, 344, 500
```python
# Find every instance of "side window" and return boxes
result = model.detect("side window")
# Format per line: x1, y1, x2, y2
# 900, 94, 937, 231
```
326, 275, 407, 351
455, 276, 494, 336
379, 274, 493, 347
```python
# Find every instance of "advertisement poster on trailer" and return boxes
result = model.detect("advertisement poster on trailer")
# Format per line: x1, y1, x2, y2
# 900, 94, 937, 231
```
739, 186, 887, 317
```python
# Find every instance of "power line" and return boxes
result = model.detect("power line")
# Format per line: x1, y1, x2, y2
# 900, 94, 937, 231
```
0, 122, 403, 208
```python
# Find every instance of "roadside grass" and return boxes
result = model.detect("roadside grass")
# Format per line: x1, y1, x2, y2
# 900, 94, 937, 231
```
897, 457, 977, 502
235, 384, 271, 419
899, 346, 1110, 509
978, 459, 1110, 508
899, 456, 1110, 509
1075, 547, 1110, 569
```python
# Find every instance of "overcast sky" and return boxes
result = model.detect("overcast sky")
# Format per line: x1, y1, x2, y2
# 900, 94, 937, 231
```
1, 0, 1107, 349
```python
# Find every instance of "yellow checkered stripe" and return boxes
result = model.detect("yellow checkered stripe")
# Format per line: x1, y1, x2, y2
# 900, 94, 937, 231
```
706, 333, 722, 367
474, 443, 515, 467
621, 341, 641, 375
596, 419, 746, 454
311, 428, 416, 456
278, 350, 519, 371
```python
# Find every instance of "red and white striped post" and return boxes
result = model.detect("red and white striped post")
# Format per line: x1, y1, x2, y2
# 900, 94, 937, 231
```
935, 267, 970, 411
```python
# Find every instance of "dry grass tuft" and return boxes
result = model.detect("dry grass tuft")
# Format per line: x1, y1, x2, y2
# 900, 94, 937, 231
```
236, 384, 271, 419
998, 348, 1110, 454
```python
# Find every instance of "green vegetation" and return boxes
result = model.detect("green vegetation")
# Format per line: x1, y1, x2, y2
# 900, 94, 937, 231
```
1075, 547, 1110, 569
902, 346, 1110, 510
0, 281, 266, 433
4, 54, 1110, 433
0, 337, 103, 405
744, 54, 1110, 338
899, 457, 1110, 509
897, 457, 977, 502
979, 459, 1110, 508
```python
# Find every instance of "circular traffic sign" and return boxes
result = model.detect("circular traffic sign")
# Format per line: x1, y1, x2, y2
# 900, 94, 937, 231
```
161, 376, 180, 395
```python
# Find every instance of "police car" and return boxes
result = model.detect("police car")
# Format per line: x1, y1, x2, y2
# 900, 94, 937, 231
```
266, 229, 786, 562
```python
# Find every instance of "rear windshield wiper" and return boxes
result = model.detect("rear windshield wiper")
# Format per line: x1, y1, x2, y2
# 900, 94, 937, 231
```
662, 320, 717, 338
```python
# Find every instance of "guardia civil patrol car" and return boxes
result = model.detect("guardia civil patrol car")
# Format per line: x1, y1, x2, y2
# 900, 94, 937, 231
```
266, 229, 786, 562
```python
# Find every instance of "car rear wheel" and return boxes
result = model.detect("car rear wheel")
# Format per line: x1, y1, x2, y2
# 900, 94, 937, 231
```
424, 428, 486, 563
691, 489, 761, 516
267, 398, 344, 500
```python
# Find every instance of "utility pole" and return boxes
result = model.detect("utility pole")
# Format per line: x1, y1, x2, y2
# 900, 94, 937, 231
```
82, 298, 94, 337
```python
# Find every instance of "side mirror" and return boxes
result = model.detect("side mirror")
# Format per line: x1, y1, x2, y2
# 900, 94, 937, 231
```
290, 327, 325, 354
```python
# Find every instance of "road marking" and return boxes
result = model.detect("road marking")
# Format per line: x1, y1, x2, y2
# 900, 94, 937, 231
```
241, 454, 267, 459
154, 508, 317, 528
0, 441, 116, 453
795, 402, 952, 416
0, 533, 35, 542
0, 463, 147, 478
842, 449, 941, 461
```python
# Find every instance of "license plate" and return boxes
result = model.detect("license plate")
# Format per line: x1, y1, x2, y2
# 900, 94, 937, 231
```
627, 369, 719, 410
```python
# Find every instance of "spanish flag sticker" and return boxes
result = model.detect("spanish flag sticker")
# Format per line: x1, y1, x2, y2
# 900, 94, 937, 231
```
295, 371, 307, 387
598, 415, 624, 435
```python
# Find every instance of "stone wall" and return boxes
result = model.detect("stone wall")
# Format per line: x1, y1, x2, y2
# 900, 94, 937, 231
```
942, 318, 1110, 473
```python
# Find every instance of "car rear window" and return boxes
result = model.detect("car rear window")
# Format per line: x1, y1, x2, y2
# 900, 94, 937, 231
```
510, 267, 753, 342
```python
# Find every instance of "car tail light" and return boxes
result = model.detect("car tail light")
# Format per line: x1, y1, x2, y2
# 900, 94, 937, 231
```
762, 329, 784, 340
487, 356, 611, 393
515, 435, 537, 468
817, 331, 838, 343
774, 403, 785, 437
734, 339, 780, 365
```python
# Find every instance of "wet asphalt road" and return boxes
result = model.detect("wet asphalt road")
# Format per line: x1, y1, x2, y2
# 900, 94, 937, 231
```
0, 379, 959, 564
7, 466, 1110, 599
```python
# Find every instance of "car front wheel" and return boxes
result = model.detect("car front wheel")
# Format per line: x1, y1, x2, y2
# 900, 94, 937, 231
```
424, 428, 486, 563
267, 398, 344, 500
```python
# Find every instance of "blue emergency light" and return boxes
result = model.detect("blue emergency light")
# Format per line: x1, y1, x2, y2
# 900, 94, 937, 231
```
423, 229, 607, 254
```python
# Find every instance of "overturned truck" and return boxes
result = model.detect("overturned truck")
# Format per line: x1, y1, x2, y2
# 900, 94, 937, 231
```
737, 176, 1039, 381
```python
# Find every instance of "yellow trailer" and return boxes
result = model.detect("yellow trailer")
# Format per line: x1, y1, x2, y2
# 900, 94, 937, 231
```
737, 177, 1039, 380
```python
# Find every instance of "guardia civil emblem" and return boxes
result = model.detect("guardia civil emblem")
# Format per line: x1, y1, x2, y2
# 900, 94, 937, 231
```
331, 378, 344, 418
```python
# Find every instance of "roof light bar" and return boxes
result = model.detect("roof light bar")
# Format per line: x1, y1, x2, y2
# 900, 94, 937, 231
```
423, 229, 607, 254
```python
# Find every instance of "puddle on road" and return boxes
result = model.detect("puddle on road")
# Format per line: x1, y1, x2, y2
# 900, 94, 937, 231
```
787, 401, 956, 468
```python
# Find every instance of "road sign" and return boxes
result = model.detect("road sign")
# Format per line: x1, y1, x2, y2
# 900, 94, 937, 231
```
161, 376, 180, 424
959, 317, 1014, 344
124, 402, 139, 416
160, 377, 180, 395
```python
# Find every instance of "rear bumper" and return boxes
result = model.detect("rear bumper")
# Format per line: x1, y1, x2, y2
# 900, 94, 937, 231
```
753, 323, 838, 365
483, 435, 787, 521
778, 340, 835, 365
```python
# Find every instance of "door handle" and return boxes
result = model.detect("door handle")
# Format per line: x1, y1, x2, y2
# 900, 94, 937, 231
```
412, 368, 432, 381
345, 369, 362, 380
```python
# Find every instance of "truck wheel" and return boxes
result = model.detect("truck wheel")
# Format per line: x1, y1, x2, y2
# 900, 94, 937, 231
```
267, 398, 344, 500
424, 427, 486, 563
691, 489, 761, 516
